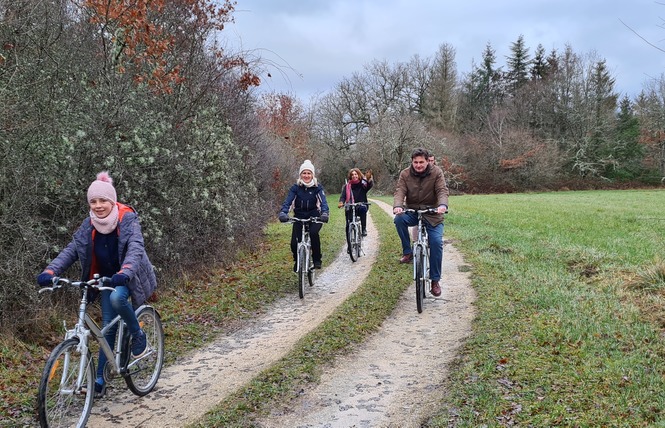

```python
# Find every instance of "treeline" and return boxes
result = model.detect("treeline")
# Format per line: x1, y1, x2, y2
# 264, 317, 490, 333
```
0, 0, 299, 338
272, 36, 665, 193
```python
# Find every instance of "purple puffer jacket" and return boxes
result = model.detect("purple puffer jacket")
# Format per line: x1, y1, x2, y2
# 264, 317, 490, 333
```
43, 203, 157, 308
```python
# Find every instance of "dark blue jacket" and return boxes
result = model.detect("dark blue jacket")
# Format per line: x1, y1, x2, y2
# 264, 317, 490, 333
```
280, 182, 330, 219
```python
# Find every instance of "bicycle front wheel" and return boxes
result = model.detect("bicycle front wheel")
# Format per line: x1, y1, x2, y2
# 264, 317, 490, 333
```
38, 338, 94, 428
415, 246, 426, 313
348, 223, 359, 262
298, 245, 307, 298
354, 224, 362, 260
307, 253, 315, 287
124, 306, 164, 396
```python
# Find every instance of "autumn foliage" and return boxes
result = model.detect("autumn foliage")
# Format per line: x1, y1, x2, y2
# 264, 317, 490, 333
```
78, 0, 259, 93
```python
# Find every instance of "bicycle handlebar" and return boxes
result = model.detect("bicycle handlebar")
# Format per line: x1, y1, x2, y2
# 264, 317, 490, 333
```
38, 275, 115, 293
402, 207, 443, 214
286, 217, 324, 224
344, 202, 371, 207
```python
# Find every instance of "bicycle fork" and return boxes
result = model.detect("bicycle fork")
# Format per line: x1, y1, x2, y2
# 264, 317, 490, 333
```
297, 230, 312, 273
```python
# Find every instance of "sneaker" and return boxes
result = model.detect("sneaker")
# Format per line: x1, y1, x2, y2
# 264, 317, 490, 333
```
430, 280, 442, 297
361, 229, 367, 237
399, 253, 413, 264
313, 261, 322, 269
94, 381, 106, 399
131, 329, 148, 358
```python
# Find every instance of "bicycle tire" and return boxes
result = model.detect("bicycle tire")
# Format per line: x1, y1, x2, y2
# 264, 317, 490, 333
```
124, 306, 165, 396
354, 222, 362, 260
415, 246, 426, 313
298, 245, 307, 298
348, 223, 359, 262
38, 338, 94, 428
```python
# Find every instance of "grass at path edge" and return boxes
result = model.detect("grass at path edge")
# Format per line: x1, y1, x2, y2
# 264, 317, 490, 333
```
190, 200, 410, 427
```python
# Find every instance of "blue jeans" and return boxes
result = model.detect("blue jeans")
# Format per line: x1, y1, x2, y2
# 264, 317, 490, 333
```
96, 285, 140, 382
394, 212, 444, 281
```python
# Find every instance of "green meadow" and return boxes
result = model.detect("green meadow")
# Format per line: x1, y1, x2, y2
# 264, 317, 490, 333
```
433, 189, 665, 426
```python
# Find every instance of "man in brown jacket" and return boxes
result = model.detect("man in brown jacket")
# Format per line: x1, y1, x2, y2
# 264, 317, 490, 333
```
393, 148, 449, 296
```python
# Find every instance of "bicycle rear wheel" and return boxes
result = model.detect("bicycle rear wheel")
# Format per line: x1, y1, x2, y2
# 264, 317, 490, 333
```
124, 306, 164, 396
298, 246, 307, 298
38, 338, 94, 428
348, 223, 359, 262
415, 246, 426, 313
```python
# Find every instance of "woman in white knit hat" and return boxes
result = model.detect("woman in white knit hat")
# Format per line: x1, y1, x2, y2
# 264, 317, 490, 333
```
278, 160, 330, 271
37, 171, 157, 398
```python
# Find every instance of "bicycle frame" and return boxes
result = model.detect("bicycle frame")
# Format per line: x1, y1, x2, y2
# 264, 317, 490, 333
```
412, 213, 430, 284
292, 218, 313, 273
39, 275, 164, 428
48, 277, 151, 384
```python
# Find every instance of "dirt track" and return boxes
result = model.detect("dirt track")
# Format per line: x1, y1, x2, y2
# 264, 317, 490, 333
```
88, 199, 475, 427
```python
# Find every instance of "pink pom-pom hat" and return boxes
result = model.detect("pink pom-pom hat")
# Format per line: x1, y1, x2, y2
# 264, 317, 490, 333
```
87, 171, 117, 204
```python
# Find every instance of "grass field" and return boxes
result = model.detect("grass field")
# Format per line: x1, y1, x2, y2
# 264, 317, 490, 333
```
432, 189, 665, 427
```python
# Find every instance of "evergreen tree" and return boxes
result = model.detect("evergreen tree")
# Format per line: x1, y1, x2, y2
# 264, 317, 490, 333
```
423, 43, 459, 132
608, 96, 644, 179
505, 34, 531, 95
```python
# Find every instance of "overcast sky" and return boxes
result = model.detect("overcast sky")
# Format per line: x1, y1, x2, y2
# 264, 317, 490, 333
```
225, 0, 665, 101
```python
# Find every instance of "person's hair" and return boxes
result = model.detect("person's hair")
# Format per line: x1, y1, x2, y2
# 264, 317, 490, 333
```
347, 168, 363, 180
411, 147, 429, 160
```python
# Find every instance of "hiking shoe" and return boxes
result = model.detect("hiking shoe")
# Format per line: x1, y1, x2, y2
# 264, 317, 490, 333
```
131, 330, 148, 358
313, 261, 322, 269
361, 229, 367, 237
94, 381, 106, 399
399, 253, 413, 264
430, 280, 442, 297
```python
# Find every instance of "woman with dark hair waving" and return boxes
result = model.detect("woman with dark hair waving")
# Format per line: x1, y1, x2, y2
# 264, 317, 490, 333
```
338, 168, 373, 252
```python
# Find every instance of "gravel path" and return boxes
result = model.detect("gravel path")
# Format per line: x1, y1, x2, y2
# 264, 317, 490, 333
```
87, 199, 475, 427
254, 200, 476, 427
88, 205, 381, 427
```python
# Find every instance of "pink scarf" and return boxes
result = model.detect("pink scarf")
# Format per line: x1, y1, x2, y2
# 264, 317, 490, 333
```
345, 179, 360, 203
90, 204, 119, 234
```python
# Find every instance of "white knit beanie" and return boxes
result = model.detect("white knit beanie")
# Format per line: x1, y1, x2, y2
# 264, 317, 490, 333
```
299, 159, 315, 176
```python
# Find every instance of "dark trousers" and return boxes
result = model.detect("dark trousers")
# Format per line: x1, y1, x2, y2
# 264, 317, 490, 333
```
291, 222, 323, 263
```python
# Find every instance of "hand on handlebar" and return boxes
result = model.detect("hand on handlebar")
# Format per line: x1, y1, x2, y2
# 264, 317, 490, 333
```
393, 207, 403, 215
111, 273, 129, 287
278, 212, 289, 223
320, 212, 329, 223
37, 272, 54, 287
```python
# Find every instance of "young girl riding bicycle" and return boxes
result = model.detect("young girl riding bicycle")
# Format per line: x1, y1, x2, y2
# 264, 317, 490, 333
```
37, 171, 157, 398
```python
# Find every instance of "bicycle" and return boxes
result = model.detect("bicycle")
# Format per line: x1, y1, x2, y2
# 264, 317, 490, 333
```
403, 208, 439, 313
286, 217, 322, 299
37, 274, 164, 428
344, 202, 371, 262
